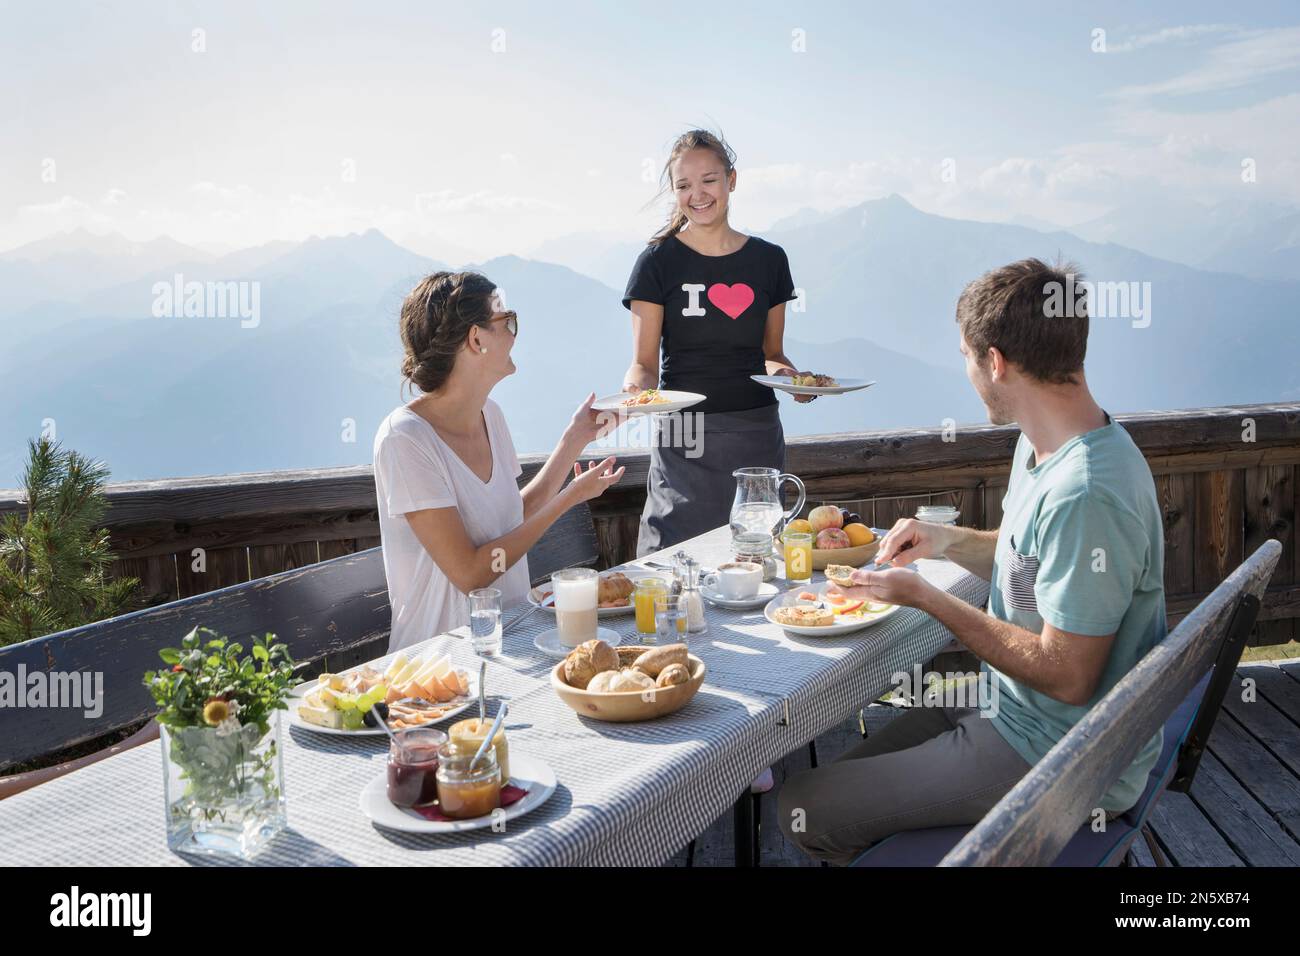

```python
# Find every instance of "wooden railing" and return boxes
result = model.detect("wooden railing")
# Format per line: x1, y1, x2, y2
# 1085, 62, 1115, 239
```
2, 402, 1297, 645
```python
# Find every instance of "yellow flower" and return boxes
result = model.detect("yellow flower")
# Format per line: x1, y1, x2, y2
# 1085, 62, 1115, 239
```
202, 698, 231, 726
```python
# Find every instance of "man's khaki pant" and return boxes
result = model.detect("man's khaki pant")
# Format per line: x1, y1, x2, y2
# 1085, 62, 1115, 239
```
777, 706, 1032, 866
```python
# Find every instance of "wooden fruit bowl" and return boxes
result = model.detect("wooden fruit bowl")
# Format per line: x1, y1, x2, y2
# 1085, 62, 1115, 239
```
551, 652, 706, 723
811, 538, 880, 571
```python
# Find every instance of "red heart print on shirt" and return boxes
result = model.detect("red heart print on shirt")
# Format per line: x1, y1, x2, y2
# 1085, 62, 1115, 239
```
707, 282, 755, 319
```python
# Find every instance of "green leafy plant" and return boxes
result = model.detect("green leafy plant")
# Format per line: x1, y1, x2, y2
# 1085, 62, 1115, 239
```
0, 437, 137, 646
144, 628, 296, 825
144, 627, 296, 734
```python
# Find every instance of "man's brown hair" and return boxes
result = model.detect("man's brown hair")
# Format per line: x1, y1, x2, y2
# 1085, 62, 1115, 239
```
955, 258, 1087, 384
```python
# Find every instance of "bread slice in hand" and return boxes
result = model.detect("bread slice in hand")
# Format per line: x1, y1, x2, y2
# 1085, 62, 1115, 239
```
824, 565, 859, 588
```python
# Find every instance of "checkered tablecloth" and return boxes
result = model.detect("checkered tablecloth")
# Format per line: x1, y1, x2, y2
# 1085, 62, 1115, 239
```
0, 527, 988, 866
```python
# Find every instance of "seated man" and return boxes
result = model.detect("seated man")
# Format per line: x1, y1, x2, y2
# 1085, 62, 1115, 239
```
778, 258, 1166, 865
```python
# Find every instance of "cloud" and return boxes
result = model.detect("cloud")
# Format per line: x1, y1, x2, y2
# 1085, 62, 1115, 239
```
101, 188, 128, 206
1114, 26, 1300, 98
1107, 24, 1239, 54
412, 189, 563, 214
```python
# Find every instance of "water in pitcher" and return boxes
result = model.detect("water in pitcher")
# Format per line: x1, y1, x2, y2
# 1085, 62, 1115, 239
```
731, 501, 785, 537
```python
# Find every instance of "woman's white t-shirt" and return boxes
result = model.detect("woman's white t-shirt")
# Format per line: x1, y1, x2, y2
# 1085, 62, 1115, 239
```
373, 399, 531, 652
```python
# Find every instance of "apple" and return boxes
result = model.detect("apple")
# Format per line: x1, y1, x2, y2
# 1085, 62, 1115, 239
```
808, 505, 844, 533
816, 528, 851, 549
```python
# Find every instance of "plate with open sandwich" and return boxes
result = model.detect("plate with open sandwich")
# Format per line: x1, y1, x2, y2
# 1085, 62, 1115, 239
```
591, 388, 707, 416
763, 574, 901, 636
288, 649, 476, 735
527, 567, 659, 617
751, 374, 876, 396
359, 751, 557, 834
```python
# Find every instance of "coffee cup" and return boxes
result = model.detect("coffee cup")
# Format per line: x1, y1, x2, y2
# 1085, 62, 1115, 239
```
704, 561, 762, 600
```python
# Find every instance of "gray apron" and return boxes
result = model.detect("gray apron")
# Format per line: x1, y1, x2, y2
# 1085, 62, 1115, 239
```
637, 404, 786, 557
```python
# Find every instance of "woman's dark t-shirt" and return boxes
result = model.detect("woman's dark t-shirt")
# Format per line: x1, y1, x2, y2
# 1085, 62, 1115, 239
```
622, 234, 796, 415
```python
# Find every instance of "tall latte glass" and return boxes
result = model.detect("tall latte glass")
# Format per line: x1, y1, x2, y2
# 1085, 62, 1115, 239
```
551, 567, 598, 648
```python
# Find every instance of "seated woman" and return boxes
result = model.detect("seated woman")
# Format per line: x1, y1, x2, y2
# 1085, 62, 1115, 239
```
374, 270, 623, 652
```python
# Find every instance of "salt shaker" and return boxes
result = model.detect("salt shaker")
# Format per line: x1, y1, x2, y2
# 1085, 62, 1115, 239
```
678, 556, 708, 636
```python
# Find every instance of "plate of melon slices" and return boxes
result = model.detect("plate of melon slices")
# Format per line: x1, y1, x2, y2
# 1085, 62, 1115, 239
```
288, 649, 476, 735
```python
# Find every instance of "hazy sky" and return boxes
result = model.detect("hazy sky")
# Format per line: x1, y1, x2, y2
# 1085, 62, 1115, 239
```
2, 0, 1298, 259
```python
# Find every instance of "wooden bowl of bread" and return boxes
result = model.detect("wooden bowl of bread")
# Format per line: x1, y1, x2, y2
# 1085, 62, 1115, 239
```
552, 641, 705, 722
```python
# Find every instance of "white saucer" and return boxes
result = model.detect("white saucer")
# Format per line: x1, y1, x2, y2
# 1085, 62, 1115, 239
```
533, 625, 624, 659
701, 581, 780, 610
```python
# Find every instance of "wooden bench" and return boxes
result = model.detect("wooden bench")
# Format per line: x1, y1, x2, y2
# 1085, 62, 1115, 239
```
849, 538, 1281, 866
0, 501, 599, 783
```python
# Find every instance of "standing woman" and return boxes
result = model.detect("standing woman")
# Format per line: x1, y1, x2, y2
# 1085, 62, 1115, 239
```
622, 129, 812, 556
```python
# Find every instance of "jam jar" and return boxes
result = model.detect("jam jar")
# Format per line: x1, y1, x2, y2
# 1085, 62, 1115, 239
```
435, 743, 503, 820
385, 728, 448, 808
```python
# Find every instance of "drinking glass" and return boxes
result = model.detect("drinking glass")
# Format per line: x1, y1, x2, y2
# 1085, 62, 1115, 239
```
654, 594, 687, 645
783, 531, 814, 582
634, 577, 668, 637
469, 588, 502, 657
551, 567, 598, 647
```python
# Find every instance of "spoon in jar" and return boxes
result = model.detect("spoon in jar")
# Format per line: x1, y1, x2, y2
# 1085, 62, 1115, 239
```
470, 702, 509, 773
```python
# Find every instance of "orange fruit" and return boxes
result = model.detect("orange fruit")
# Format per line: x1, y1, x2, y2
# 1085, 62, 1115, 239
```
784, 518, 814, 536
844, 523, 875, 547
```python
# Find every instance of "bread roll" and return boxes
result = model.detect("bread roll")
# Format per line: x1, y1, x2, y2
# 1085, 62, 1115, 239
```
563, 639, 619, 689
632, 644, 688, 678
585, 671, 617, 693
656, 662, 691, 688
609, 668, 655, 692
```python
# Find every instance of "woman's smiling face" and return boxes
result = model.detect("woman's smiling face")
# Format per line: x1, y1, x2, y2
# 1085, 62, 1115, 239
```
672, 147, 734, 228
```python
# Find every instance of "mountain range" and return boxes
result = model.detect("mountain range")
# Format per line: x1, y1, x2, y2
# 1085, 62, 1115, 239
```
2, 196, 1296, 484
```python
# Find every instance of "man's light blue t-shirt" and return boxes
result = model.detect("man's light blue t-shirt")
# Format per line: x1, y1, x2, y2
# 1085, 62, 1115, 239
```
984, 416, 1166, 812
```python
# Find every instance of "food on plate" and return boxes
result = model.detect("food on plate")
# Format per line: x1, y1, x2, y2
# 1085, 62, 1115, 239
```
298, 666, 389, 730
823, 564, 859, 588
808, 505, 844, 533
656, 662, 691, 688
448, 717, 510, 783
791, 372, 839, 388
597, 571, 636, 608
815, 528, 852, 549
562, 639, 620, 689
632, 643, 688, 679
844, 523, 875, 547
621, 388, 671, 407
774, 605, 835, 627
299, 650, 472, 730
784, 518, 814, 536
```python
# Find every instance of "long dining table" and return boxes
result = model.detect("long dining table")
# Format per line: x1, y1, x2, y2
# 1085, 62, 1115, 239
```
0, 525, 989, 867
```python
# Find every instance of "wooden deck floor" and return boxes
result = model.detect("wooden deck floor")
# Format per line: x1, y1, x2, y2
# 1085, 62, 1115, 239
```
666, 659, 1300, 867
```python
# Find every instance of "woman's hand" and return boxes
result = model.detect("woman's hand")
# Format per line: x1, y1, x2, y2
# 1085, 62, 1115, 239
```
564, 391, 619, 448
771, 366, 818, 404
566, 456, 625, 503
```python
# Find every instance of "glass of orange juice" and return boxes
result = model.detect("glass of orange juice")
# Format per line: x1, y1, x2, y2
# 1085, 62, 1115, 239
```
634, 577, 667, 639
783, 531, 813, 582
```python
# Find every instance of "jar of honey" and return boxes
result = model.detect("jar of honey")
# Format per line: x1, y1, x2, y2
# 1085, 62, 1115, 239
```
448, 717, 510, 784
435, 743, 502, 820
